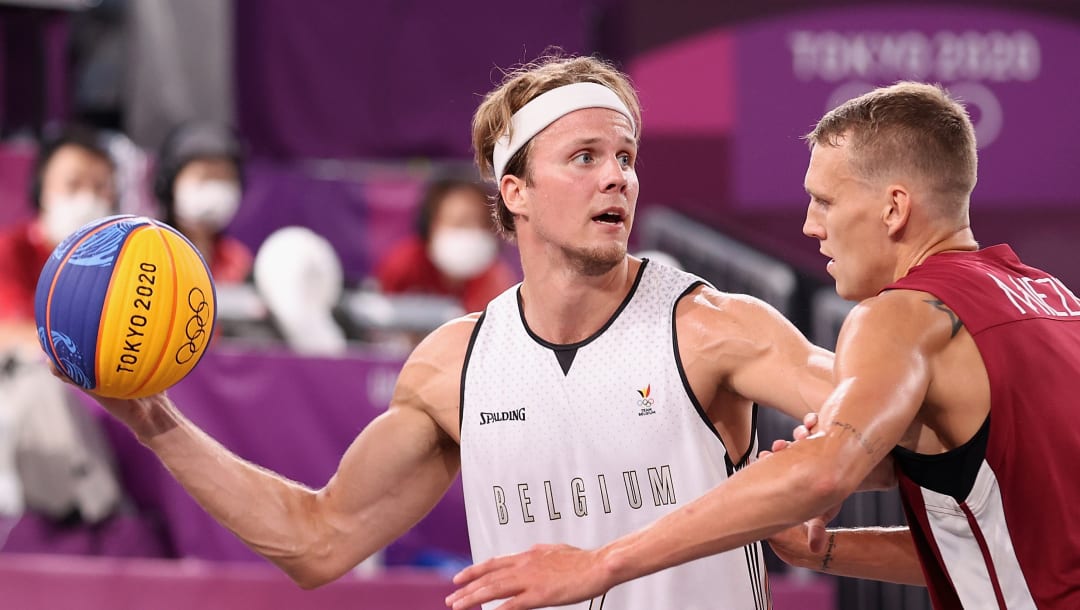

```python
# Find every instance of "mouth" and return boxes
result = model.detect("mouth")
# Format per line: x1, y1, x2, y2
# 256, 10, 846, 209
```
591, 208, 626, 226
819, 249, 835, 273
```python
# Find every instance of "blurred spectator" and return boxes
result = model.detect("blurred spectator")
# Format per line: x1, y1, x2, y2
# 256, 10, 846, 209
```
0, 124, 123, 527
153, 120, 252, 284
0, 124, 117, 355
253, 226, 347, 356
375, 178, 515, 313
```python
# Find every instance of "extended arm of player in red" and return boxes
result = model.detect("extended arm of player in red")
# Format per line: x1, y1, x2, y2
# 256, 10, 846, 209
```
768, 522, 925, 586
447, 291, 944, 610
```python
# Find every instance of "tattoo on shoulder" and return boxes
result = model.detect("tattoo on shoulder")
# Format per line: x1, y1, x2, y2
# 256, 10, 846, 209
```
830, 421, 881, 455
821, 532, 837, 571
923, 299, 963, 338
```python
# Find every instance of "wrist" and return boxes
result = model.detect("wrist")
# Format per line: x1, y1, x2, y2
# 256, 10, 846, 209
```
818, 531, 838, 573
595, 541, 634, 592
124, 394, 182, 444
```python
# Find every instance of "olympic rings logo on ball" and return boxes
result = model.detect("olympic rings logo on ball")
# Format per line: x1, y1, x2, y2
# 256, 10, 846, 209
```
175, 287, 209, 364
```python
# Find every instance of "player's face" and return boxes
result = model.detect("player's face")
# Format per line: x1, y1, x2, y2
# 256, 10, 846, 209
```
802, 139, 895, 301
516, 107, 638, 276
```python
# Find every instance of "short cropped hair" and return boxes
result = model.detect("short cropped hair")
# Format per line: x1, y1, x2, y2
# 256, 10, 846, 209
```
806, 82, 978, 216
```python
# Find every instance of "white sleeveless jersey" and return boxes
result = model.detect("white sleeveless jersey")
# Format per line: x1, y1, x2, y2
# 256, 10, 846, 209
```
460, 260, 771, 610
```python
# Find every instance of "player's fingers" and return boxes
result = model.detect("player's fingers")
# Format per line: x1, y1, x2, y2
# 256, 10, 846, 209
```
806, 516, 830, 554
447, 572, 520, 610
792, 425, 810, 441
453, 557, 502, 585
47, 362, 66, 381
803, 412, 819, 430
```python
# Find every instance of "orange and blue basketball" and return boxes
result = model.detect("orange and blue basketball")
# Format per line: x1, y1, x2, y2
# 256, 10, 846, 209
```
34, 215, 216, 399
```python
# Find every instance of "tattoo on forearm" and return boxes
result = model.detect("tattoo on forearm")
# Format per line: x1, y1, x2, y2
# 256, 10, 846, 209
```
831, 421, 880, 455
924, 299, 963, 338
821, 532, 837, 571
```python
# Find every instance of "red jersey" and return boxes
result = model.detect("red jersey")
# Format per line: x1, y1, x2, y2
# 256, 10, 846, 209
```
375, 236, 515, 313
886, 245, 1080, 609
0, 221, 53, 321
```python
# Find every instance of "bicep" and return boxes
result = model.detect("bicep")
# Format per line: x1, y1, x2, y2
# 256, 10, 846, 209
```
309, 316, 474, 576
816, 300, 936, 489
315, 404, 460, 572
723, 298, 835, 419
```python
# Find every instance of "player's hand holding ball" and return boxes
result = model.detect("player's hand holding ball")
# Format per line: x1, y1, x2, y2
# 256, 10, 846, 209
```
34, 215, 216, 408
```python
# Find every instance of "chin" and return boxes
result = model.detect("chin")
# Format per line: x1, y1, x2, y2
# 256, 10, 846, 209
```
569, 243, 625, 276
835, 281, 880, 303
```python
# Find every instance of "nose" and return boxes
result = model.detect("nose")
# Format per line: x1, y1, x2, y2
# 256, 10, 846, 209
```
802, 200, 824, 240
600, 156, 628, 194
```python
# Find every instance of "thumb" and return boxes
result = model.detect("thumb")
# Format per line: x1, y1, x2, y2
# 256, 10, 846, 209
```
806, 516, 830, 554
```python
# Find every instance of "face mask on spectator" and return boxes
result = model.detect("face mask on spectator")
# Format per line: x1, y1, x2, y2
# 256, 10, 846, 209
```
174, 180, 241, 230
429, 228, 498, 280
41, 192, 111, 245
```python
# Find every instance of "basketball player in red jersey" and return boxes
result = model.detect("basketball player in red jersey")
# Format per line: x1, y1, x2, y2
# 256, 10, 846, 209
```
75, 54, 834, 609
448, 82, 1080, 610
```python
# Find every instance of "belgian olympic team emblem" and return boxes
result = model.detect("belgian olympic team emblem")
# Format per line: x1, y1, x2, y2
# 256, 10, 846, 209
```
636, 384, 654, 407
636, 384, 655, 416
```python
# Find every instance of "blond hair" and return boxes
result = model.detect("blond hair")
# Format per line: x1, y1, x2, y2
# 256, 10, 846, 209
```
471, 53, 641, 238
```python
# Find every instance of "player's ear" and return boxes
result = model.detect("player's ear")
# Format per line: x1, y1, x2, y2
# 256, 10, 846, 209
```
501, 174, 528, 216
883, 184, 911, 238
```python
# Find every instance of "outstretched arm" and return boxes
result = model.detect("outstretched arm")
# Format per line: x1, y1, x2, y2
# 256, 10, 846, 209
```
92, 316, 474, 588
447, 290, 949, 610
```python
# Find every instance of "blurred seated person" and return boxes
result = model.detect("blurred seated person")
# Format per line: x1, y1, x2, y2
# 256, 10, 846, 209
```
375, 178, 515, 313
153, 120, 252, 284
0, 125, 117, 355
0, 125, 124, 525
254, 226, 347, 356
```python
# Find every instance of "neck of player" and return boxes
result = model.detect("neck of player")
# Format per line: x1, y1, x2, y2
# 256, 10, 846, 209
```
518, 255, 640, 345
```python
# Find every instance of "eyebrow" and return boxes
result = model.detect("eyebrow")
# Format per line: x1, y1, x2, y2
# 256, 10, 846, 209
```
568, 135, 637, 148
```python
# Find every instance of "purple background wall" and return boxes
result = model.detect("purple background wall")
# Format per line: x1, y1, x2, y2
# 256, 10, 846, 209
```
233, 0, 604, 159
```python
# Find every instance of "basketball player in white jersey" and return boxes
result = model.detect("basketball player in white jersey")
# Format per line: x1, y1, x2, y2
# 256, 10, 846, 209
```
82, 54, 833, 610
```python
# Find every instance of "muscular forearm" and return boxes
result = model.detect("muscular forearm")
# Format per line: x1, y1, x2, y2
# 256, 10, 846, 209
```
598, 441, 849, 588
782, 527, 925, 586
127, 397, 350, 587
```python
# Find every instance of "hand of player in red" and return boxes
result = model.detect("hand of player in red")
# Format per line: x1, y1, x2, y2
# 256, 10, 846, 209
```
759, 412, 840, 554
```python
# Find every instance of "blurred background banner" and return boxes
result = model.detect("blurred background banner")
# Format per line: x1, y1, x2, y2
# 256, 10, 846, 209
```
629, 5, 1080, 218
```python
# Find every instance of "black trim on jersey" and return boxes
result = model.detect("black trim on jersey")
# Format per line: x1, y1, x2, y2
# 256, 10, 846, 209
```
671, 281, 726, 446
892, 413, 990, 501
516, 255, 643, 371
458, 311, 488, 434
725, 403, 759, 473
554, 348, 578, 375
742, 542, 766, 610
672, 281, 759, 466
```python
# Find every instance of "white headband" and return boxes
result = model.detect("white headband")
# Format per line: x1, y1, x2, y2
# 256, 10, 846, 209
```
491, 82, 635, 181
